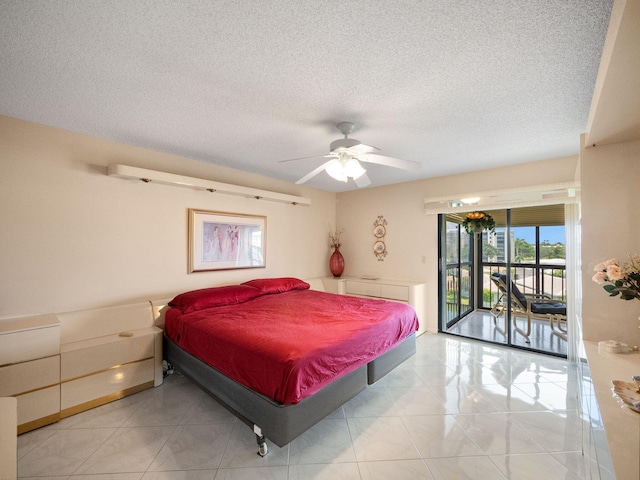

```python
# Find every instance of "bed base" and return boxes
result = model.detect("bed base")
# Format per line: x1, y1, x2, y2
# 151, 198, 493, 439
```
163, 333, 416, 454
368, 333, 416, 384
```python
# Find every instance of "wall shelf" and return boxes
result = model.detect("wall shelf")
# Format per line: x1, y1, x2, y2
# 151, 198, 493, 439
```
108, 164, 311, 206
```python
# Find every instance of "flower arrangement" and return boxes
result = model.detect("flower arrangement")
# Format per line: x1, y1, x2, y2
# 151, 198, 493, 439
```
329, 228, 344, 248
462, 211, 496, 235
592, 255, 640, 301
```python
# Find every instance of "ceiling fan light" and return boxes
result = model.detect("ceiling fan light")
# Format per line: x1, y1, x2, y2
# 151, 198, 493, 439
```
326, 159, 348, 182
344, 158, 366, 179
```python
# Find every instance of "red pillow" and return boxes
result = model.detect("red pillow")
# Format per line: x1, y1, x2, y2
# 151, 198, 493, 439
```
169, 284, 261, 313
241, 277, 310, 295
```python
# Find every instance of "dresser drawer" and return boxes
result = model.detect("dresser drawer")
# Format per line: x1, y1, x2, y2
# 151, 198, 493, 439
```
16, 385, 60, 429
379, 284, 409, 301
346, 281, 381, 297
0, 315, 60, 366
61, 358, 154, 413
0, 356, 60, 397
61, 332, 155, 381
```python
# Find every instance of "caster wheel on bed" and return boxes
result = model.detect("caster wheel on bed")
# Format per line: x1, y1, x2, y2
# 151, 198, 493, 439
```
255, 433, 268, 457
253, 425, 269, 457
258, 441, 268, 457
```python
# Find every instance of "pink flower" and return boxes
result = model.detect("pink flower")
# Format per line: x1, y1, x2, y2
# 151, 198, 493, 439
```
606, 265, 624, 281
594, 258, 617, 271
592, 255, 640, 301
592, 271, 608, 284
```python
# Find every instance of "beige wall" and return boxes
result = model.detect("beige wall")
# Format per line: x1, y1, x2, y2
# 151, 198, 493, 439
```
5, 110, 633, 345
0, 116, 336, 317
336, 156, 579, 333
580, 138, 640, 344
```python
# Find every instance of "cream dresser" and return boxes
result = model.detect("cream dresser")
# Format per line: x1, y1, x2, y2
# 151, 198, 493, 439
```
0, 302, 163, 435
0, 314, 61, 434
58, 302, 163, 419
0, 397, 17, 480
338, 277, 428, 336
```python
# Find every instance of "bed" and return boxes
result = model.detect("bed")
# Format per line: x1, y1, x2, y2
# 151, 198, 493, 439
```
162, 277, 419, 455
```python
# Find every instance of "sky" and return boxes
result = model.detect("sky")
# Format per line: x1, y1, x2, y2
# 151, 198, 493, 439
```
511, 225, 565, 244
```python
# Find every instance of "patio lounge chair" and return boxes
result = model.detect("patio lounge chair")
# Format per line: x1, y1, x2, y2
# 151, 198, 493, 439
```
490, 273, 567, 342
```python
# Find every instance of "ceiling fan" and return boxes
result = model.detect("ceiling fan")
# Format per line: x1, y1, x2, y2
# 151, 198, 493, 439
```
280, 122, 421, 188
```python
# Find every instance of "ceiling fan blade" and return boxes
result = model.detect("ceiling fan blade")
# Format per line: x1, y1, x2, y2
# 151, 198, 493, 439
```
295, 160, 335, 184
278, 154, 332, 164
354, 173, 371, 188
360, 153, 421, 171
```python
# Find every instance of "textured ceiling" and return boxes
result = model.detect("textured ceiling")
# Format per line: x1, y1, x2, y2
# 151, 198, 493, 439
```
0, 1, 614, 192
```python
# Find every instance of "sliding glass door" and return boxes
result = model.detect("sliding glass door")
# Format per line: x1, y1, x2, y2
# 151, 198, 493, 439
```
439, 206, 567, 357
440, 218, 473, 329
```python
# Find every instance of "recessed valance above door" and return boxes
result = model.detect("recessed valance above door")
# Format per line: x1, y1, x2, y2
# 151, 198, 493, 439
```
423, 182, 579, 216
446, 204, 566, 227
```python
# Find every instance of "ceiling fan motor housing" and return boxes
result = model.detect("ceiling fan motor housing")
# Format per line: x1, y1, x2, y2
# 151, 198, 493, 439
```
330, 138, 361, 153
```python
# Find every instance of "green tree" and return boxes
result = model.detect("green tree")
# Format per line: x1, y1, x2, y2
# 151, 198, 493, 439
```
482, 242, 499, 261
554, 243, 565, 258
514, 238, 535, 262
541, 242, 565, 259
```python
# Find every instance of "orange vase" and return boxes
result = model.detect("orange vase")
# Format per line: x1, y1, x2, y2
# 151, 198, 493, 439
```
329, 245, 345, 278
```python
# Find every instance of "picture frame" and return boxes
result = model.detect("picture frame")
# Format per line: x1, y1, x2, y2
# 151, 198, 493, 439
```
188, 209, 266, 272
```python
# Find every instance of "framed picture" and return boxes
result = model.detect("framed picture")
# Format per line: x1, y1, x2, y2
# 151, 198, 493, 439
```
188, 209, 266, 272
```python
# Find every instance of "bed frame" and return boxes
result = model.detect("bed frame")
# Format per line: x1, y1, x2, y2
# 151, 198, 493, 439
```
163, 332, 416, 455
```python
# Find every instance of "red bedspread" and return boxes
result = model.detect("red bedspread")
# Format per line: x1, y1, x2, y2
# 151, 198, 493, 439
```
164, 289, 419, 404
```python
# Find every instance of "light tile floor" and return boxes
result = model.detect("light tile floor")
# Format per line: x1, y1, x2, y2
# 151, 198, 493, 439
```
446, 311, 568, 356
18, 334, 600, 479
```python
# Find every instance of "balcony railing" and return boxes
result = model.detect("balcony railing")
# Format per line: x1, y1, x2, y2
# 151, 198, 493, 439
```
445, 266, 471, 323
446, 264, 566, 317
481, 263, 566, 309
